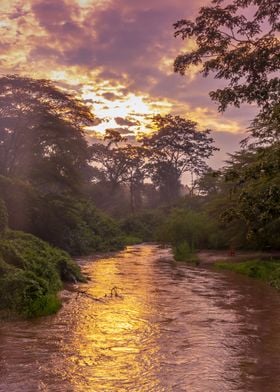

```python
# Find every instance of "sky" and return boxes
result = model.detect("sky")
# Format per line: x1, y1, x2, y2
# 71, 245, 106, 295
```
0, 0, 259, 168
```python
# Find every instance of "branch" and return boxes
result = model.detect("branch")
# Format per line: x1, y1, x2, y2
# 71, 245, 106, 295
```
74, 286, 123, 302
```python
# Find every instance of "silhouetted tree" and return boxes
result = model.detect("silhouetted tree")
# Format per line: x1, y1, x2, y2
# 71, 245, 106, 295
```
91, 130, 148, 212
174, 0, 280, 118
141, 114, 218, 204
121, 145, 147, 212
90, 131, 127, 192
0, 75, 95, 192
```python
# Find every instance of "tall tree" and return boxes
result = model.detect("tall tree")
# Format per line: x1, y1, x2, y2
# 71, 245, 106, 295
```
90, 130, 128, 190
91, 130, 147, 212
141, 114, 218, 203
121, 145, 147, 213
0, 75, 95, 191
173, 1, 280, 248
174, 0, 280, 117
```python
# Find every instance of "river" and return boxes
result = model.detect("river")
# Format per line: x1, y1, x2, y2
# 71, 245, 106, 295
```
1, 244, 280, 391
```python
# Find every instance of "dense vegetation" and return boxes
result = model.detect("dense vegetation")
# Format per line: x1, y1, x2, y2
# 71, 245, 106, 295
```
0, 200, 84, 317
167, 0, 280, 261
0, 77, 126, 317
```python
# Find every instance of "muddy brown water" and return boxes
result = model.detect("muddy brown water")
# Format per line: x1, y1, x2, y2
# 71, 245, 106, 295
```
1, 244, 280, 392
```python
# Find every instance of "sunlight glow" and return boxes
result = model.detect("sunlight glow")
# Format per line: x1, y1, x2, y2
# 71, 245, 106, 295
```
82, 85, 172, 135
69, 247, 161, 391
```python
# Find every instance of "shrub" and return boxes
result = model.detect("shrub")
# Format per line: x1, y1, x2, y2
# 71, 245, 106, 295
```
157, 209, 219, 250
0, 176, 125, 256
172, 241, 199, 263
122, 235, 143, 246
0, 230, 84, 317
33, 195, 124, 255
120, 210, 165, 242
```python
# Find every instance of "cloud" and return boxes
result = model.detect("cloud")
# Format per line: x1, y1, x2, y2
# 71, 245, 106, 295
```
0, 0, 257, 168
106, 127, 133, 135
102, 92, 120, 101
115, 117, 139, 126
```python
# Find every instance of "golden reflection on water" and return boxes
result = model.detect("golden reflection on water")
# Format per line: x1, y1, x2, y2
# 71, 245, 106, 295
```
68, 246, 164, 392
2, 245, 280, 391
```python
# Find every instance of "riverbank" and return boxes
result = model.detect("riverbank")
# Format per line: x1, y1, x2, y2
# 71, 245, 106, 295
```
0, 230, 85, 319
215, 259, 280, 289
195, 250, 280, 290
197, 250, 280, 265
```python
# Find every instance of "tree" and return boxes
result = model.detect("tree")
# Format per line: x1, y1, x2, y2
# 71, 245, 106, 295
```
174, 0, 280, 116
173, 1, 280, 249
0, 75, 95, 192
90, 131, 128, 190
91, 130, 148, 212
195, 168, 222, 196
121, 145, 147, 213
220, 145, 280, 248
141, 114, 218, 203
242, 105, 280, 147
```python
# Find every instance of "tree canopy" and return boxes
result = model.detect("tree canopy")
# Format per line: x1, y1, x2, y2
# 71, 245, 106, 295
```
0, 75, 95, 191
174, 0, 280, 116
141, 114, 218, 202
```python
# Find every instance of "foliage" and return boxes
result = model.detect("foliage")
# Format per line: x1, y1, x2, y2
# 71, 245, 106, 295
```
157, 208, 221, 249
172, 1, 280, 252
0, 176, 124, 255
34, 195, 125, 255
157, 208, 227, 261
90, 143, 128, 189
0, 230, 84, 317
244, 104, 280, 147
0, 199, 8, 233
172, 241, 198, 263
120, 145, 147, 213
141, 114, 218, 203
0, 175, 39, 232
174, 0, 280, 117
0, 75, 95, 192
122, 235, 143, 246
194, 168, 222, 196
120, 210, 165, 242
220, 144, 280, 248
91, 132, 148, 212
216, 260, 280, 289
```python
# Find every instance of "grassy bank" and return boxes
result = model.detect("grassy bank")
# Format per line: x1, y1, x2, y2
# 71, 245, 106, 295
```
0, 230, 85, 318
215, 260, 280, 289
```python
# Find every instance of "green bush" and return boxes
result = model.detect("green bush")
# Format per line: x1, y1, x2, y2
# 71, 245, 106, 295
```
122, 235, 143, 246
157, 208, 221, 250
0, 176, 125, 256
33, 195, 124, 255
172, 241, 198, 263
0, 230, 84, 318
0, 270, 56, 316
120, 210, 165, 242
